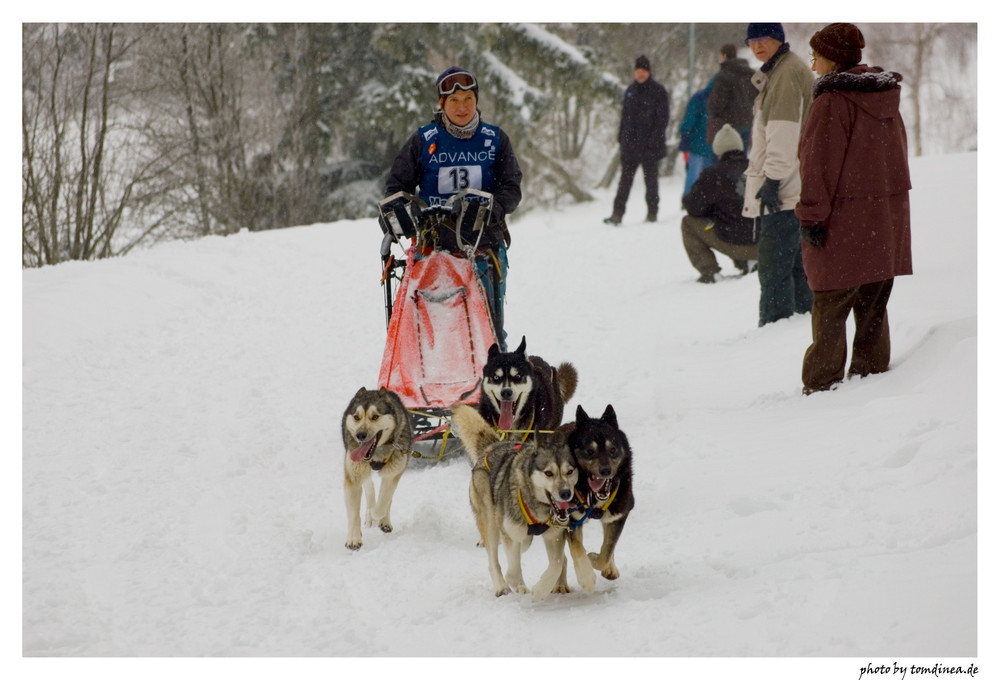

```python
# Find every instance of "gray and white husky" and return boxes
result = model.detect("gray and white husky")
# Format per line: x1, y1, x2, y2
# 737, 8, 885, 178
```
341, 386, 412, 550
450, 404, 596, 601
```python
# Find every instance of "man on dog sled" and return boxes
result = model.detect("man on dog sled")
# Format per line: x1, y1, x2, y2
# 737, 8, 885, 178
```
383, 66, 523, 350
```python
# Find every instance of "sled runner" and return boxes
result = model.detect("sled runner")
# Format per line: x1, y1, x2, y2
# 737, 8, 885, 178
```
376, 189, 501, 461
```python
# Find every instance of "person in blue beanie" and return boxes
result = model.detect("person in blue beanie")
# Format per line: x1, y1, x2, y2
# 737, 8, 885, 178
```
741, 23, 814, 326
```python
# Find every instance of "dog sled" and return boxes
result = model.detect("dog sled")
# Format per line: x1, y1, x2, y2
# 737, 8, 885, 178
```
375, 189, 501, 462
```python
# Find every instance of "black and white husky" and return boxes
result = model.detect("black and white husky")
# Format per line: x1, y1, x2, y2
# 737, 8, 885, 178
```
476, 336, 577, 435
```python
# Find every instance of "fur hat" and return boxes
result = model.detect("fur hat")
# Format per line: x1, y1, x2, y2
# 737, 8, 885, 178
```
635, 55, 651, 72
712, 123, 744, 156
745, 23, 785, 45
810, 23, 865, 66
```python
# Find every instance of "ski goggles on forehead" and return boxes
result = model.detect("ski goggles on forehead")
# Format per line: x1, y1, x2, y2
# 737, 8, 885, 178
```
437, 71, 477, 97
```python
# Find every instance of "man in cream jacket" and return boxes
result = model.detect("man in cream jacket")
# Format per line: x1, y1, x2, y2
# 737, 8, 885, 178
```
742, 23, 814, 326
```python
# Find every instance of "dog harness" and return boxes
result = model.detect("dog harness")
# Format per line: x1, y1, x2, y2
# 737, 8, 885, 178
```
496, 410, 537, 442
369, 446, 407, 471
568, 482, 620, 530
592, 482, 619, 512
517, 489, 553, 535
517, 487, 595, 535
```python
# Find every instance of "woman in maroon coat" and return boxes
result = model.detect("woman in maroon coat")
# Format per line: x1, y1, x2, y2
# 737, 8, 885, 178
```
795, 23, 912, 394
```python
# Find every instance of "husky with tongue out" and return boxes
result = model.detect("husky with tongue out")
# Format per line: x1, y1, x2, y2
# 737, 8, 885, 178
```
477, 336, 578, 436
559, 404, 635, 581
342, 386, 413, 550
450, 404, 596, 602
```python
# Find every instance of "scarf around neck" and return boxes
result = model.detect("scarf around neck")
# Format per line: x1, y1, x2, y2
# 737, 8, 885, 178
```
761, 42, 791, 73
436, 110, 481, 139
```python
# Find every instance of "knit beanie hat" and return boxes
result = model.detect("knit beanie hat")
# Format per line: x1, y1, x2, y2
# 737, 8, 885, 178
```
635, 55, 651, 71
712, 123, 744, 156
745, 23, 785, 45
810, 23, 865, 66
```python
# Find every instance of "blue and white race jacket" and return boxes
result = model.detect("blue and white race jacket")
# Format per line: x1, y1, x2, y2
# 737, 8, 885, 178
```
386, 112, 522, 248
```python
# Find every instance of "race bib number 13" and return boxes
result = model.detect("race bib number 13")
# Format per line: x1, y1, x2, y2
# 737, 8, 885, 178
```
437, 165, 483, 194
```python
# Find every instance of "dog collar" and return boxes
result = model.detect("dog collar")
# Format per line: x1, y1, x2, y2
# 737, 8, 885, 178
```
517, 489, 550, 535
594, 482, 620, 511
370, 446, 406, 471
568, 483, 620, 528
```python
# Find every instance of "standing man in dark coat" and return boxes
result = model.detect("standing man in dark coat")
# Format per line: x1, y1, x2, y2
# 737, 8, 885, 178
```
605, 55, 670, 226
706, 43, 757, 150
795, 23, 912, 394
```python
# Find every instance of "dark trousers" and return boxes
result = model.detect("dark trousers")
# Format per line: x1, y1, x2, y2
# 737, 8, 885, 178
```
757, 210, 813, 326
475, 245, 508, 351
802, 278, 894, 393
613, 155, 660, 218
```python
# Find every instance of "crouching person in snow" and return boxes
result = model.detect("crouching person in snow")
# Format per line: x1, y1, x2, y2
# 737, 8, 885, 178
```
795, 23, 912, 395
385, 67, 522, 350
680, 123, 758, 284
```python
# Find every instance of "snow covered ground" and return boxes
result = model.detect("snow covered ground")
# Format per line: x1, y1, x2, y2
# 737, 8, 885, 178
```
21, 152, 984, 676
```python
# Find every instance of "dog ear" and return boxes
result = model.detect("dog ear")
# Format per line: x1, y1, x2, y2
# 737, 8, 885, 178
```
355, 387, 368, 399
601, 404, 618, 428
377, 386, 388, 397
488, 342, 500, 358
516, 336, 527, 356
576, 404, 589, 423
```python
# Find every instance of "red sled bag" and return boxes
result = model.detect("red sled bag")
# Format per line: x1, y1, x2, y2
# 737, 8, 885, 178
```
378, 247, 497, 409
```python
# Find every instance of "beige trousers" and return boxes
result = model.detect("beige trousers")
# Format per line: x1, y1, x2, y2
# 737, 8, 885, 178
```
680, 215, 758, 276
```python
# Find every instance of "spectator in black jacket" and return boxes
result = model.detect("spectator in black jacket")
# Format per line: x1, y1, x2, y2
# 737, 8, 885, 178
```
605, 55, 670, 226
706, 44, 757, 151
680, 124, 758, 283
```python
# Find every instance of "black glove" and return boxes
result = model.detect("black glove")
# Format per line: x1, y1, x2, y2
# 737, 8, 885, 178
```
756, 177, 781, 215
800, 223, 827, 247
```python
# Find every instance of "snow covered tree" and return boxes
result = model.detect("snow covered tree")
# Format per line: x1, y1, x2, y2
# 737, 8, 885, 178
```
21, 22, 979, 267
351, 23, 625, 207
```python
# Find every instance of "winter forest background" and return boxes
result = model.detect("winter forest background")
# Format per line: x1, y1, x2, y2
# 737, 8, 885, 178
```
21, 22, 977, 269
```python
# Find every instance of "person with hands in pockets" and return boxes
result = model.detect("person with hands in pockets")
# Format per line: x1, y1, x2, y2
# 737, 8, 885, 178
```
795, 23, 912, 395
